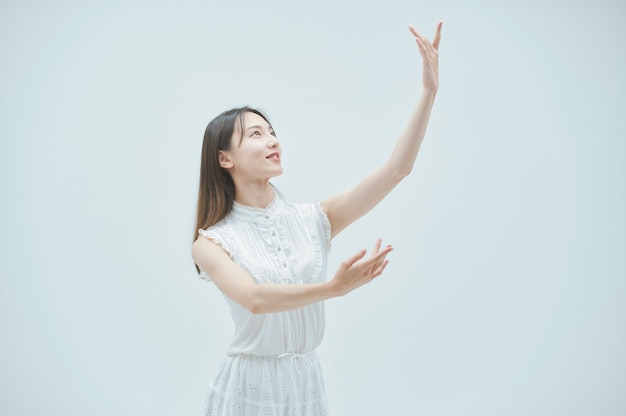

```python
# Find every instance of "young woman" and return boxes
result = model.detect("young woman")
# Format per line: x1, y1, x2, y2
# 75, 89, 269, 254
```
192, 22, 443, 416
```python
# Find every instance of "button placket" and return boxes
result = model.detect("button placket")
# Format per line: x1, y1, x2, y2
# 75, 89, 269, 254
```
276, 235, 291, 280
265, 219, 292, 284
266, 222, 288, 279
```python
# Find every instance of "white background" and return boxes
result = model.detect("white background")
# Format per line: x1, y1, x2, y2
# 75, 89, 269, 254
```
1, 0, 625, 415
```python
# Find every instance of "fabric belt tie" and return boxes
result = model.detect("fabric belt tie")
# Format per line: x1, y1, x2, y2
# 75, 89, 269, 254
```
276, 351, 315, 369
277, 351, 313, 360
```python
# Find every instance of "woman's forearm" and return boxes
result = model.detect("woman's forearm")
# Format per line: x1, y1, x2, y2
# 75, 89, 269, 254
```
247, 281, 338, 314
387, 88, 437, 177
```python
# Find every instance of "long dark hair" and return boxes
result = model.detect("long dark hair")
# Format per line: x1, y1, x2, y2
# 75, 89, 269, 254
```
193, 106, 272, 272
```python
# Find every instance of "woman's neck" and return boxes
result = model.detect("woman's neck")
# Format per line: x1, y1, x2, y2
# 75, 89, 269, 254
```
234, 181, 275, 209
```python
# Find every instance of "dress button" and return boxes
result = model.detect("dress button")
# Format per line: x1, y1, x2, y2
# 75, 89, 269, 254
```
282, 263, 287, 268
287, 279, 293, 284
277, 247, 281, 252
265, 215, 270, 219
272, 231, 276, 236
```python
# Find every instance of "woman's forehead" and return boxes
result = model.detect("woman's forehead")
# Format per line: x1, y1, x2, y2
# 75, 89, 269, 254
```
242, 112, 271, 129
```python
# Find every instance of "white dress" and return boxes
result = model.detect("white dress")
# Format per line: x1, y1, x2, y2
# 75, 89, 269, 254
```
198, 194, 332, 416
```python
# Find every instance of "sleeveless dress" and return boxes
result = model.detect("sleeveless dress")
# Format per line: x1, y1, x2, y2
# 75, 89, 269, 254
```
197, 195, 332, 416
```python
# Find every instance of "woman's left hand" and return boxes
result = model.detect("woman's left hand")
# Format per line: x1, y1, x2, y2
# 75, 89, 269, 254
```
408, 21, 443, 92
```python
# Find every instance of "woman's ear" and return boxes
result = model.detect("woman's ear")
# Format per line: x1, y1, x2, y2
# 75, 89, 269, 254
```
219, 150, 233, 169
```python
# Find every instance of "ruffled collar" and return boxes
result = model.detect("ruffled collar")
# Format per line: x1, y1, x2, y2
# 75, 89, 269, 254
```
231, 193, 284, 222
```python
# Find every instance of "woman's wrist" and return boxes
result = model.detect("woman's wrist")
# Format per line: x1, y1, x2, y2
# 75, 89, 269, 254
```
323, 278, 345, 299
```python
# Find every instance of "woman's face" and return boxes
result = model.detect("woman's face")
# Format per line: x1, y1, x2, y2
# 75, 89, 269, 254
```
220, 111, 283, 181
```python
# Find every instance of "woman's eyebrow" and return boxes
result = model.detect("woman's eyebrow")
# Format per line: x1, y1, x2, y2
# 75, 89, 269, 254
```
245, 124, 272, 132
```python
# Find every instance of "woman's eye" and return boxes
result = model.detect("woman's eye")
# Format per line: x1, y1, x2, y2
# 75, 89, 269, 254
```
250, 130, 275, 137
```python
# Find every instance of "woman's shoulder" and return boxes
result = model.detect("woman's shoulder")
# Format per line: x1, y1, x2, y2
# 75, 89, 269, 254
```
285, 199, 327, 215
197, 216, 234, 242
282, 198, 318, 212
195, 217, 237, 262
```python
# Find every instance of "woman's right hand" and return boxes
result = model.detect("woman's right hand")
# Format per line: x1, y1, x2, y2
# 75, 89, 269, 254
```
408, 21, 442, 92
330, 239, 393, 296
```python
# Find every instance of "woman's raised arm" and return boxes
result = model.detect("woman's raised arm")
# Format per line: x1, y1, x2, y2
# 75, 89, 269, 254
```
321, 22, 443, 239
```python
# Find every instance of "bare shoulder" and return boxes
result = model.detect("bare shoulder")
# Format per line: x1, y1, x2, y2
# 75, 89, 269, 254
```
192, 235, 232, 270
319, 198, 331, 214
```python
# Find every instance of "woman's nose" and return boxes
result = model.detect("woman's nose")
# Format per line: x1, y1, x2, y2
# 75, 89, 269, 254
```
268, 136, 279, 148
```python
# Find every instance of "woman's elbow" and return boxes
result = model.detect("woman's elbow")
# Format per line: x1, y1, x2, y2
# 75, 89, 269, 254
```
398, 167, 412, 178
392, 165, 412, 180
246, 302, 265, 314
242, 290, 268, 314
384, 161, 412, 181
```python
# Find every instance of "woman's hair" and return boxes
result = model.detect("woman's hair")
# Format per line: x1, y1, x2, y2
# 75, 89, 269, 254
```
193, 106, 271, 272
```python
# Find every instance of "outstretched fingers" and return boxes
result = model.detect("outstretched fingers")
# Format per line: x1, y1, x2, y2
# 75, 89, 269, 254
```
432, 20, 443, 50
361, 244, 393, 275
368, 243, 393, 262
409, 27, 431, 58
342, 249, 367, 268
408, 21, 443, 54
371, 238, 382, 256
365, 254, 390, 279
334, 241, 393, 295
343, 243, 392, 271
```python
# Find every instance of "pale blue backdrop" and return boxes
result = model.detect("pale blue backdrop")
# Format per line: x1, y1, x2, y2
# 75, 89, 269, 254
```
1, 0, 625, 415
